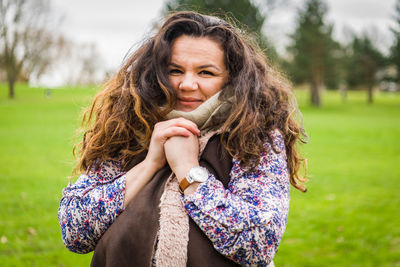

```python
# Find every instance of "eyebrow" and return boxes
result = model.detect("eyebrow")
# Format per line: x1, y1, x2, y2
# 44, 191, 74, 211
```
169, 62, 222, 72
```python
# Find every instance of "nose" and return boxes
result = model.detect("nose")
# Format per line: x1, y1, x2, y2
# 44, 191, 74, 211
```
178, 74, 199, 91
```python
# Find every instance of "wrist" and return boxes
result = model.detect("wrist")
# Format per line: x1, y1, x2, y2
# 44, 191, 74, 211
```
178, 166, 209, 193
175, 163, 199, 182
142, 157, 164, 174
183, 182, 200, 195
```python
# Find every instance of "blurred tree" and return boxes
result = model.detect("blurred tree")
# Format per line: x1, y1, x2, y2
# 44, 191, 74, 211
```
21, 31, 66, 82
74, 43, 105, 85
287, 0, 340, 107
163, 0, 281, 62
390, 0, 400, 87
0, 0, 58, 98
345, 34, 385, 103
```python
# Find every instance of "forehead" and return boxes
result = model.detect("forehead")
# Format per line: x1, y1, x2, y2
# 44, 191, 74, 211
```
170, 35, 225, 65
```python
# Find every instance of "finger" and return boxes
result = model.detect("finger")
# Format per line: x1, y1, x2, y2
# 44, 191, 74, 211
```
162, 126, 193, 140
166, 118, 200, 136
158, 117, 198, 130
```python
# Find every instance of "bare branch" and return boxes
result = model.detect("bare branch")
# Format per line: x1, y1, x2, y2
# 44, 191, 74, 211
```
0, 0, 59, 97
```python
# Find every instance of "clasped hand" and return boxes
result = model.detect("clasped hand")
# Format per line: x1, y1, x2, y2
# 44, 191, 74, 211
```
144, 118, 200, 180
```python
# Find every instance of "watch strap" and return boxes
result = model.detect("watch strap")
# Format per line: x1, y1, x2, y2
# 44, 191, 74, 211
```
179, 177, 191, 193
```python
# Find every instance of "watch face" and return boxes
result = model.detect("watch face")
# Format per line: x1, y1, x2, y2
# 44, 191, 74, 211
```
189, 167, 209, 183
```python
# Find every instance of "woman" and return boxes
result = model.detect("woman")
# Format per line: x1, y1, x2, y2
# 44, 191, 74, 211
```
58, 11, 307, 266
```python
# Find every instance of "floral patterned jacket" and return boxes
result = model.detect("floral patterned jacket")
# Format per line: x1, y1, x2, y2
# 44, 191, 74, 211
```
58, 129, 290, 266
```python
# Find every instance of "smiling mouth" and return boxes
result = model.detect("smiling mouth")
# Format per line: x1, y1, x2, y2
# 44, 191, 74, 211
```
178, 98, 202, 105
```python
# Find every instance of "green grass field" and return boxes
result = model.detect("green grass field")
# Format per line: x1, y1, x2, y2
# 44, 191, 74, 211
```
0, 83, 399, 266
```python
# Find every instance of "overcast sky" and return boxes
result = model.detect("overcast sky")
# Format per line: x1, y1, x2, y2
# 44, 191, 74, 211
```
51, 0, 397, 73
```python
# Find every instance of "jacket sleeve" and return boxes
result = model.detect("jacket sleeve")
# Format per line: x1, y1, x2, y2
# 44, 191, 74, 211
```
58, 161, 126, 254
182, 130, 290, 266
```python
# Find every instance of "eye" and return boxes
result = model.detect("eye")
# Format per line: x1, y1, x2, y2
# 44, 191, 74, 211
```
169, 69, 183, 75
199, 70, 214, 76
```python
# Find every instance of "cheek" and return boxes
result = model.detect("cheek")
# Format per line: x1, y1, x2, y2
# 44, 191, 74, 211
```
169, 76, 179, 90
202, 80, 225, 98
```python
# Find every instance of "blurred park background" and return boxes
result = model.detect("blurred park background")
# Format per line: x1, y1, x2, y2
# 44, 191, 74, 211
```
1, 0, 399, 266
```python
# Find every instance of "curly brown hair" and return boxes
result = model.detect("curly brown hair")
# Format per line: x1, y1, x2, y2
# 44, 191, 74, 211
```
74, 11, 308, 191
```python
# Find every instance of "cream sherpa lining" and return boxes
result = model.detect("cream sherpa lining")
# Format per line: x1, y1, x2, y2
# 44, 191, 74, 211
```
154, 130, 218, 267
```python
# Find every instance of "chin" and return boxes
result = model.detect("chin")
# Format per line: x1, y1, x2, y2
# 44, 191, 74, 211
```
176, 107, 196, 112
176, 104, 200, 112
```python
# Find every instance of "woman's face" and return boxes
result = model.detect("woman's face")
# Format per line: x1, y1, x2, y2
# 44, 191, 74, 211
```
168, 35, 228, 112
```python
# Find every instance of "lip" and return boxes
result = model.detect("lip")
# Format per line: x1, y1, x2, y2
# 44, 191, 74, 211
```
178, 97, 203, 105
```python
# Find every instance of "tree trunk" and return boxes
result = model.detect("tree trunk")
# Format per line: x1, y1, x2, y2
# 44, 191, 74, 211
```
310, 65, 322, 107
367, 84, 373, 104
310, 79, 321, 107
8, 79, 15, 99
340, 84, 347, 103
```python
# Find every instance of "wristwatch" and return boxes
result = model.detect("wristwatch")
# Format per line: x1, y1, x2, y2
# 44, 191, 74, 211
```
179, 166, 209, 193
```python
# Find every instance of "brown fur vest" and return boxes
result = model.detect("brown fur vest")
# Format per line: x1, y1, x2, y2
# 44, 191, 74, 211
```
91, 135, 240, 267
